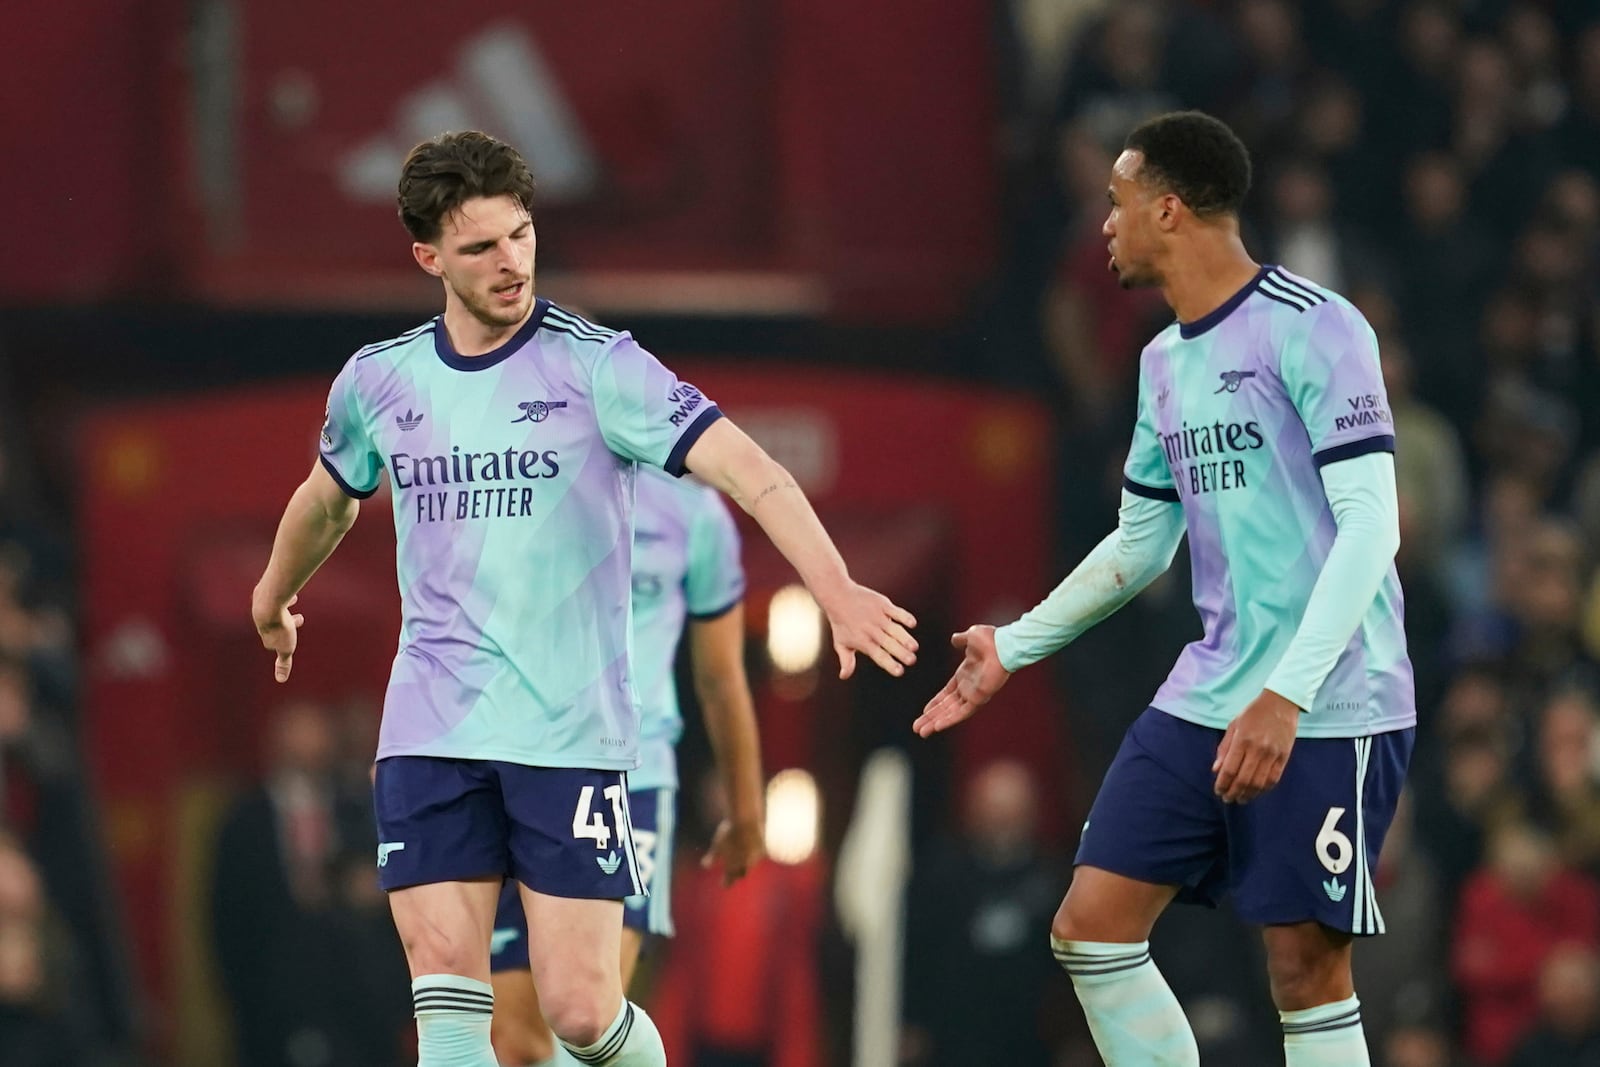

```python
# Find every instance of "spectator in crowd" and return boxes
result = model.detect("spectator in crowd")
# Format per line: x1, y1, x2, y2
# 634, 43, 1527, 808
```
1505, 944, 1600, 1067
1413, 666, 1520, 902
901, 760, 1072, 1066
211, 700, 347, 1067
0, 833, 82, 1067
1451, 819, 1600, 1064
1523, 688, 1600, 877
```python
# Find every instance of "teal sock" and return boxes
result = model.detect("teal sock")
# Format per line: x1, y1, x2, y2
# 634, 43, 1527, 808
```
412, 974, 499, 1067
560, 1000, 665, 1066
1281, 994, 1369, 1066
1053, 937, 1199, 1067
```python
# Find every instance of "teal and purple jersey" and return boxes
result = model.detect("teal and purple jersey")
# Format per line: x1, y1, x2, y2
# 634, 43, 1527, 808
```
1123, 266, 1414, 738
629, 467, 746, 791
318, 300, 722, 769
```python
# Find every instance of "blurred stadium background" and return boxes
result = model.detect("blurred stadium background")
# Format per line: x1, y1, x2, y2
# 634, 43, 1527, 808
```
4, 1, 1600, 1064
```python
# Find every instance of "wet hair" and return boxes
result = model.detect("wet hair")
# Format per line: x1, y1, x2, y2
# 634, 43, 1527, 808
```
396, 131, 536, 243
1124, 111, 1252, 219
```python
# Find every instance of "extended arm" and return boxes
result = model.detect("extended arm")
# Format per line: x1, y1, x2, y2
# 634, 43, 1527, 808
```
688, 604, 767, 884
684, 418, 917, 678
995, 489, 1187, 671
914, 490, 1185, 736
250, 461, 361, 682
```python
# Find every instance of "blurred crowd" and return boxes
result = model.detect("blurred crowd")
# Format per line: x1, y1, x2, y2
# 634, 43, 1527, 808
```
950, 0, 1600, 1064
0, 404, 131, 1064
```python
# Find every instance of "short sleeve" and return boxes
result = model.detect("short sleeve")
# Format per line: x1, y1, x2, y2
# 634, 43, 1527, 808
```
1280, 303, 1396, 467
592, 335, 723, 475
319, 359, 382, 498
1122, 364, 1180, 503
685, 489, 746, 619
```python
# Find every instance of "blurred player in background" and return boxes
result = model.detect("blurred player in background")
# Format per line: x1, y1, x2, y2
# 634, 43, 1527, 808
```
916, 111, 1414, 1067
488, 464, 765, 1066
252, 130, 917, 1067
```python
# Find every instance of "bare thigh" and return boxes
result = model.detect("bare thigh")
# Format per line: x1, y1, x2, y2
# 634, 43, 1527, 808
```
520, 884, 625, 1018
388, 876, 503, 981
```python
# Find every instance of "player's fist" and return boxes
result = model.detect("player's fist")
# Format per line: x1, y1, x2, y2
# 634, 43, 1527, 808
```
912, 625, 1012, 737
252, 590, 305, 683
1212, 689, 1299, 803
820, 581, 918, 680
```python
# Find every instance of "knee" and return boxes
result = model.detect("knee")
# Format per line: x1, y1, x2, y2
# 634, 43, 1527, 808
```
1266, 941, 1351, 1011
1051, 881, 1146, 944
539, 985, 618, 1049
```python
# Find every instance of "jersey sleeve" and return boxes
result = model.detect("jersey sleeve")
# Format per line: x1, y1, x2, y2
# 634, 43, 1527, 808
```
1279, 302, 1396, 466
1122, 361, 1179, 502
685, 488, 746, 619
592, 334, 723, 475
318, 358, 383, 498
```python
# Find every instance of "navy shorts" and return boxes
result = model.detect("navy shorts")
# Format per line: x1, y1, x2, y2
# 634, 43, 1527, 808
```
491, 787, 676, 972
1075, 708, 1414, 935
373, 757, 644, 899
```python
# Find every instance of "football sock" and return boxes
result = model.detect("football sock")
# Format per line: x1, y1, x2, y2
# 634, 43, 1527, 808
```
1053, 937, 1200, 1066
413, 974, 499, 1067
1281, 994, 1369, 1066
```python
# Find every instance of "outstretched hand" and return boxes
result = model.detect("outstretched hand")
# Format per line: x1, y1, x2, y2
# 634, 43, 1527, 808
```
253, 592, 306, 683
822, 581, 918, 679
912, 625, 1011, 737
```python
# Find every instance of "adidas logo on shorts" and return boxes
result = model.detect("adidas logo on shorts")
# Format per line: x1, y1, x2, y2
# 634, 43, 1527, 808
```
596, 851, 622, 875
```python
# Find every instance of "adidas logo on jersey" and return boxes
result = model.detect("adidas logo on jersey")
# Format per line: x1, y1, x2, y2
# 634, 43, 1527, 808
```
596, 851, 622, 875
1322, 877, 1347, 903
396, 409, 424, 431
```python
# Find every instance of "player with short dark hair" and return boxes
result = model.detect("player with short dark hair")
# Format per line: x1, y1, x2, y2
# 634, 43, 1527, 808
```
253, 130, 917, 1067
916, 110, 1413, 1066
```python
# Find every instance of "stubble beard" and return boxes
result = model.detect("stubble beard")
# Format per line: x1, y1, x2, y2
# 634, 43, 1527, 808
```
453, 277, 533, 330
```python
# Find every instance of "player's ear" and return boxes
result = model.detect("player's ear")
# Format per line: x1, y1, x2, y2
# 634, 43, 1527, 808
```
412, 242, 443, 277
1158, 194, 1182, 231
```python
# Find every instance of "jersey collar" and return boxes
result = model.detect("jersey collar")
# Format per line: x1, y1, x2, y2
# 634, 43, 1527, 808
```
433, 298, 550, 371
1178, 265, 1270, 339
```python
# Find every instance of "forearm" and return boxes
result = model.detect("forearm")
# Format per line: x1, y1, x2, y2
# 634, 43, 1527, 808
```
712, 449, 852, 607
253, 477, 358, 609
995, 491, 1185, 671
1264, 452, 1400, 709
697, 676, 766, 828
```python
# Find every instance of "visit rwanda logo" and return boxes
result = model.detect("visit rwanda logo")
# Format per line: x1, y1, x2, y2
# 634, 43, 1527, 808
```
1215, 370, 1257, 394
396, 409, 424, 431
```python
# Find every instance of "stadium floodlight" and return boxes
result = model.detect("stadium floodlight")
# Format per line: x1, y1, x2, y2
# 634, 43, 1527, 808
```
764, 768, 821, 865
766, 584, 823, 674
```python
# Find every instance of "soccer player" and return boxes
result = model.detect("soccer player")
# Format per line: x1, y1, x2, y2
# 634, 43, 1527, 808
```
914, 111, 1414, 1067
251, 131, 916, 1067
487, 464, 764, 1066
